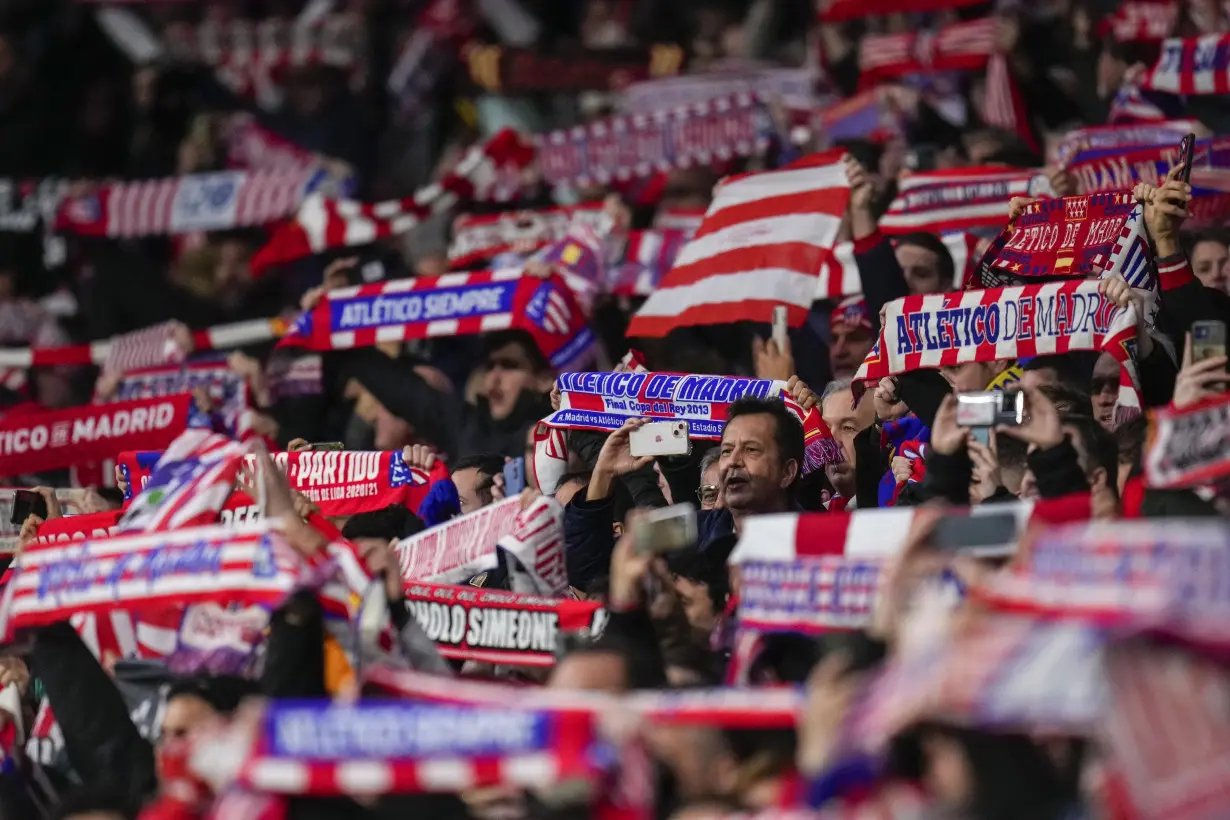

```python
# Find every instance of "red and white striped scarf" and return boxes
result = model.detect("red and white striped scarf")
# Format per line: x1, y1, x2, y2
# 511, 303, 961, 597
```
535, 92, 771, 188
1144, 393, 1230, 489
1053, 119, 1202, 167
277, 270, 593, 370
403, 580, 603, 667
55, 169, 314, 238
448, 204, 607, 270
101, 321, 186, 377
879, 166, 1053, 235
628, 150, 850, 338
977, 519, 1230, 652
1140, 34, 1230, 96
232, 698, 604, 796
163, 14, 367, 110
0, 521, 305, 662
1103, 2, 1179, 43
730, 495, 1093, 567
852, 280, 1142, 408
118, 429, 248, 534
224, 113, 319, 175
0, 317, 286, 372
858, 18, 997, 88
251, 128, 535, 274
105, 360, 252, 440
849, 615, 1106, 752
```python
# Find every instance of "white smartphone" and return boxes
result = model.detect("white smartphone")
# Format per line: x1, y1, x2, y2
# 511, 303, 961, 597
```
634, 502, 698, 554
772, 305, 788, 352
629, 420, 691, 458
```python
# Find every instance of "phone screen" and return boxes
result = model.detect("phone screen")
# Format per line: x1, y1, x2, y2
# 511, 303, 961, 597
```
502, 458, 526, 495
10, 490, 47, 526
1179, 133, 1196, 184
930, 512, 1019, 557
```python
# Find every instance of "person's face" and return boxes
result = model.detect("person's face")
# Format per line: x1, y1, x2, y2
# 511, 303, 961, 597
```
896, 244, 945, 294
373, 406, 413, 450
829, 323, 875, 379
674, 576, 718, 637
483, 342, 541, 420
157, 694, 223, 781
922, 732, 975, 806
548, 651, 628, 692
215, 240, 252, 290
453, 466, 492, 515
821, 388, 861, 495
1097, 48, 1127, 99
939, 361, 995, 393
1090, 353, 1120, 430
1020, 367, 1059, 392
698, 461, 722, 510
1191, 240, 1230, 292
718, 414, 794, 513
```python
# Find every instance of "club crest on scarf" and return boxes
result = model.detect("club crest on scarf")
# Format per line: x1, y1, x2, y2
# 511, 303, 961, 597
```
525, 280, 575, 336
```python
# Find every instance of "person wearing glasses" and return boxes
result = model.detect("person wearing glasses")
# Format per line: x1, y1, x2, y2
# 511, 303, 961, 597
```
696, 446, 723, 511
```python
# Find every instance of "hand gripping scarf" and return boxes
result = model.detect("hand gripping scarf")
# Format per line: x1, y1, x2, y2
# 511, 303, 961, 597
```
976, 519, 1230, 654
852, 280, 1143, 409
235, 699, 605, 797
277, 270, 593, 370
545, 371, 840, 473
0, 394, 194, 477
1144, 394, 1230, 489
119, 449, 440, 518
404, 581, 604, 667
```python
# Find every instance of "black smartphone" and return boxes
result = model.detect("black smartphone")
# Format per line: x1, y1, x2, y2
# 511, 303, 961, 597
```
10, 490, 47, 526
930, 511, 1019, 558
1178, 133, 1196, 184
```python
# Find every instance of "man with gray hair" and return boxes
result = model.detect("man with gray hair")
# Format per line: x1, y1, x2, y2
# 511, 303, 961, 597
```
820, 377, 874, 510
696, 446, 722, 511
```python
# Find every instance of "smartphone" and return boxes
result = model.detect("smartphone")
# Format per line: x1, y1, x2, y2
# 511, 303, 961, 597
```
930, 511, 1020, 558
10, 490, 47, 526
955, 391, 1024, 428
629, 420, 691, 458
502, 457, 526, 495
1178, 133, 1196, 184
633, 503, 697, 554
308, 442, 346, 451
772, 305, 788, 353
1190, 320, 1226, 363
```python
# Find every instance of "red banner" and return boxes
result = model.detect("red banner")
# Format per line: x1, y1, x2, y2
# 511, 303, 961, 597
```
0, 396, 191, 478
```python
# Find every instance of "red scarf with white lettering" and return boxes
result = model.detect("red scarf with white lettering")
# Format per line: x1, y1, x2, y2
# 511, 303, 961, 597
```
404, 581, 602, 667
0, 395, 193, 477
118, 450, 443, 518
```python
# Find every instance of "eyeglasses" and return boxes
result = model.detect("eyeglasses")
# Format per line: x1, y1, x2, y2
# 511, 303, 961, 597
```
696, 484, 719, 505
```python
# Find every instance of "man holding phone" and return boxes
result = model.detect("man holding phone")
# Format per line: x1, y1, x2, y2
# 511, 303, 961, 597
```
564, 397, 805, 589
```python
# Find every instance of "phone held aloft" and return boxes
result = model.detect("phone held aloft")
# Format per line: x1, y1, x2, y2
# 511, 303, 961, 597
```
629, 420, 692, 458
955, 391, 1024, 428
634, 503, 698, 554
1190, 320, 1227, 363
